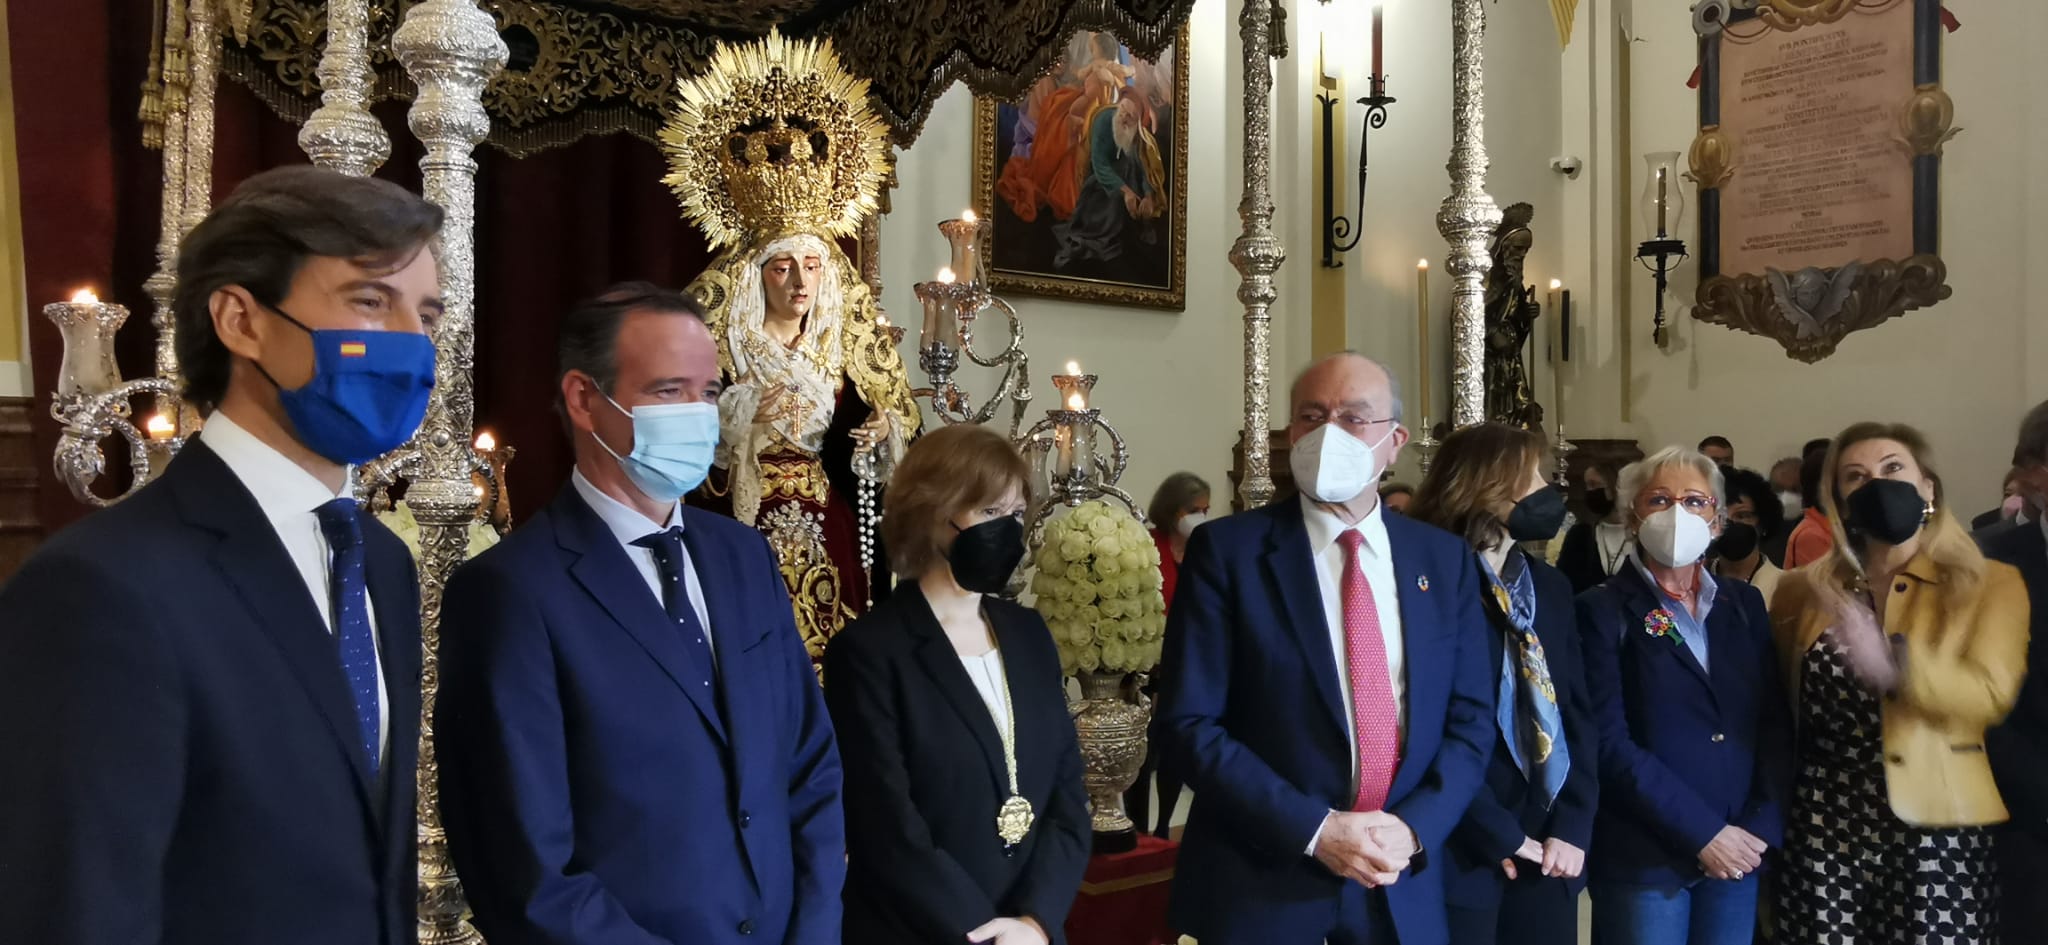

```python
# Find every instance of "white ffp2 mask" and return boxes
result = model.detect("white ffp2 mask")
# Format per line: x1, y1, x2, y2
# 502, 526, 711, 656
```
1636, 506, 1713, 568
1290, 423, 1393, 506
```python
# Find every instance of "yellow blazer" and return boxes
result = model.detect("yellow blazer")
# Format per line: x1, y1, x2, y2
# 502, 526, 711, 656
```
1769, 553, 2030, 827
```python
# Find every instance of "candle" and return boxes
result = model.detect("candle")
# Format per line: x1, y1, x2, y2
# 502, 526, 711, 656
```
961, 208, 977, 224
474, 430, 496, 452
937, 267, 956, 284
1055, 425, 1074, 477
1371, 3, 1384, 84
919, 288, 946, 348
1547, 280, 1563, 363
1655, 167, 1669, 235
72, 289, 99, 305
1560, 288, 1572, 362
1066, 390, 1086, 412
1416, 260, 1431, 421
1065, 360, 1080, 375
145, 413, 175, 441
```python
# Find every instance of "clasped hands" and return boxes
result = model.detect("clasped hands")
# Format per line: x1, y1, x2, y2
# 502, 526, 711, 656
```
1697, 825, 1767, 882
1499, 836, 1585, 881
1312, 811, 1418, 888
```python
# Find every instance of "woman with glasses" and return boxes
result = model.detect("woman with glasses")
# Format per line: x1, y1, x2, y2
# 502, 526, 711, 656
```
1408, 424, 1598, 945
1768, 423, 2027, 945
1576, 446, 1792, 945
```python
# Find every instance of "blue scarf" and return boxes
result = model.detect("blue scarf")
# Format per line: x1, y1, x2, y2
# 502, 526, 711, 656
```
1485, 550, 1571, 808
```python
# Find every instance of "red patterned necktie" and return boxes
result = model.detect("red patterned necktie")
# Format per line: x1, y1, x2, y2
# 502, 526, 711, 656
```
1337, 530, 1400, 812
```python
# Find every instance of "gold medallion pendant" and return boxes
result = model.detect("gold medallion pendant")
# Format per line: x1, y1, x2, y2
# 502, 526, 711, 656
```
997, 793, 1036, 846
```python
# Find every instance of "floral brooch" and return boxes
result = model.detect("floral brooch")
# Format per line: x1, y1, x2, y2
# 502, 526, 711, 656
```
1643, 607, 1684, 646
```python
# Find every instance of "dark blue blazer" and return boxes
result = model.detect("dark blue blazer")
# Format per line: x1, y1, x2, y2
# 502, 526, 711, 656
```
1443, 556, 1599, 906
437, 483, 844, 945
1158, 499, 1497, 945
0, 440, 421, 945
1981, 522, 2048, 832
1575, 565, 1791, 888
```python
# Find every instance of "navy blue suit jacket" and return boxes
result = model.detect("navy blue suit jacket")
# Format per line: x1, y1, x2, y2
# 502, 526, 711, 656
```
437, 483, 844, 945
1158, 499, 1497, 945
1575, 565, 1791, 887
1442, 556, 1599, 906
0, 440, 421, 945
1981, 522, 2048, 832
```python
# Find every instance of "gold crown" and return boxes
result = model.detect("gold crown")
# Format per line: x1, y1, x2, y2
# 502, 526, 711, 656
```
661, 30, 891, 251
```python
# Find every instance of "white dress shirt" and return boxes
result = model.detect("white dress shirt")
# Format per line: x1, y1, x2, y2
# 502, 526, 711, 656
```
571, 469, 716, 659
960, 648, 1012, 733
201, 412, 389, 766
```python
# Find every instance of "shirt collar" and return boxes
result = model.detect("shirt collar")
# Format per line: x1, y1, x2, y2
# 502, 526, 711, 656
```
198, 410, 351, 523
572, 467, 683, 544
1627, 547, 1720, 606
1300, 493, 1390, 557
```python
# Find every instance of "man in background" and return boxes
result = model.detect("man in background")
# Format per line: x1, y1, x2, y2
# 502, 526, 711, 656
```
1981, 400, 2048, 942
1697, 435, 1735, 468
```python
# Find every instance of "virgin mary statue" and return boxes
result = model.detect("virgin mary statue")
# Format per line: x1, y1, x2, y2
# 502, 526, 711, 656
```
661, 30, 921, 664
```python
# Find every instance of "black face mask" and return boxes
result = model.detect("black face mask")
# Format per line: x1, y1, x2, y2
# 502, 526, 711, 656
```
1507, 486, 1569, 542
1844, 478, 1931, 546
1582, 489, 1616, 519
1714, 521, 1760, 561
947, 516, 1026, 594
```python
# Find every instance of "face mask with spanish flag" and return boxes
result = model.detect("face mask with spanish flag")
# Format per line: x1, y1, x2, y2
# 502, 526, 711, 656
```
254, 303, 438, 466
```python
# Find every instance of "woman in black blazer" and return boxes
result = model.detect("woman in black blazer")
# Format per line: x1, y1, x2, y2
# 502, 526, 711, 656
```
823, 424, 1090, 945
1409, 424, 1599, 945
1558, 458, 1630, 593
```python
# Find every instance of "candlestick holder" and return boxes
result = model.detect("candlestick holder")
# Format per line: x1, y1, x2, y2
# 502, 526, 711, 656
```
1552, 424, 1577, 487
1412, 417, 1443, 477
912, 216, 1033, 438
472, 435, 516, 534
44, 293, 196, 506
1017, 370, 1140, 575
1319, 73, 1397, 269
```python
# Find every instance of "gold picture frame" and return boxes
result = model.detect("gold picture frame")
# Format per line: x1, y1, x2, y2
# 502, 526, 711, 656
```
971, 25, 1190, 311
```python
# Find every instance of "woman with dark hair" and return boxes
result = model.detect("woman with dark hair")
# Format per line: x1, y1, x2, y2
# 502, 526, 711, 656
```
1409, 424, 1597, 945
1129, 471, 1211, 838
825, 424, 1090, 945
1784, 438, 1836, 567
1557, 459, 1629, 593
1711, 467, 1785, 601
1769, 423, 2028, 945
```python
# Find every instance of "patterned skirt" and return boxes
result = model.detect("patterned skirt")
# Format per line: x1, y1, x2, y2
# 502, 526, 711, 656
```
1775, 635, 1999, 945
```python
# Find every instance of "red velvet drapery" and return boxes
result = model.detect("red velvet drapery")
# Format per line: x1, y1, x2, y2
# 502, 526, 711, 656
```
10, 0, 713, 532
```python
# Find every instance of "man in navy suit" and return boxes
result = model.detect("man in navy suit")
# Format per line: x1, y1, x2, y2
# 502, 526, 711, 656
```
437, 282, 844, 945
1159, 352, 1496, 945
0, 167, 441, 944
1984, 399, 2048, 941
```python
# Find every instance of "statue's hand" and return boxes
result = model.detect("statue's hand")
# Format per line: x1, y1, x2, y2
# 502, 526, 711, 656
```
853, 411, 893, 451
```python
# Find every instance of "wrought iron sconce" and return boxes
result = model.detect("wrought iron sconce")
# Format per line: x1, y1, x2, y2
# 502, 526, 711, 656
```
1634, 151, 1690, 347
1317, 0, 1394, 268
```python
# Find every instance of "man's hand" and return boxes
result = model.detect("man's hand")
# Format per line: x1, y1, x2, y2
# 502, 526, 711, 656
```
1540, 837, 1585, 879
1501, 836, 1543, 880
1311, 812, 1403, 887
966, 916, 1048, 945
1697, 825, 1766, 881
1359, 810, 1419, 868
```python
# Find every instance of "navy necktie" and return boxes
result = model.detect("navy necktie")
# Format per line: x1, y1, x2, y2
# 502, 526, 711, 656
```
314, 498, 382, 776
633, 526, 720, 690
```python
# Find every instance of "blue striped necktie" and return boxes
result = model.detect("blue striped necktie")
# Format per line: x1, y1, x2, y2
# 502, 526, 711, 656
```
314, 498, 381, 776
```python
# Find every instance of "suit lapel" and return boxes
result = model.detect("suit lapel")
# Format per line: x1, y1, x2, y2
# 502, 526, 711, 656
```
677, 507, 767, 659
170, 443, 379, 811
899, 585, 1010, 791
1382, 513, 1441, 800
1615, 565, 1714, 692
1262, 501, 1349, 739
554, 487, 729, 744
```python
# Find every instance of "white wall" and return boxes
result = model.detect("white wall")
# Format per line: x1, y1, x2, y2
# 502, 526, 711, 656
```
881, 0, 1313, 510
1559, 0, 2048, 513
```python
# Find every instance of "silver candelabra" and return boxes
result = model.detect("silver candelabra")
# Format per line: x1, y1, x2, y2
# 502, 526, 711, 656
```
911, 212, 1033, 439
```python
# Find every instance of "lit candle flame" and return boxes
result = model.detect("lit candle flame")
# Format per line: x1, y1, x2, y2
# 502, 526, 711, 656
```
145, 413, 175, 440
1417, 259, 1429, 270
1066, 391, 1085, 410
877, 314, 891, 327
937, 267, 956, 284
961, 208, 978, 224
474, 431, 496, 451
1549, 279, 1563, 290
473, 484, 486, 499
71, 289, 99, 305
1065, 360, 1080, 375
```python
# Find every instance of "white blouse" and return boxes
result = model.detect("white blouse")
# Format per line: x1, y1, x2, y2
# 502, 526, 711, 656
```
959, 648, 1012, 732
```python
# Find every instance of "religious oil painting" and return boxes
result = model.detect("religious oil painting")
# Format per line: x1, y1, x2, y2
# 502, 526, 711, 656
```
973, 26, 1189, 310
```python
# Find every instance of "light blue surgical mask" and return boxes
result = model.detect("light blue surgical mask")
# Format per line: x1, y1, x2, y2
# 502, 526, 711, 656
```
594, 393, 719, 502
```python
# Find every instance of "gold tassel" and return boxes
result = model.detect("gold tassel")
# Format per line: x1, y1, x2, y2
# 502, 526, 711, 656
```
138, 0, 167, 149
1551, 0, 1580, 49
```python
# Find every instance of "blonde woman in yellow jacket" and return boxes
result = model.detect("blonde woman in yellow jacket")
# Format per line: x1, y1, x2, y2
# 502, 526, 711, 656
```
1768, 422, 2029, 945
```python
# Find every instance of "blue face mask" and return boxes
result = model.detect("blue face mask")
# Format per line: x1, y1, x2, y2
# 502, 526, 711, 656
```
255, 304, 437, 466
594, 393, 719, 502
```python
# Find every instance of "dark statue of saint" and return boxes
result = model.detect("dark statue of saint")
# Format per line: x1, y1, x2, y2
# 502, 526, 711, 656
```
1484, 202, 1544, 431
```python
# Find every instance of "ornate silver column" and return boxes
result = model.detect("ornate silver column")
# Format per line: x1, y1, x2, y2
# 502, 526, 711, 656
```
180, 0, 221, 237
299, 0, 393, 176
1435, 0, 1500, 429
1231, 0, 1286, 510
392, 2, 506, 943
142, 0, 190, 420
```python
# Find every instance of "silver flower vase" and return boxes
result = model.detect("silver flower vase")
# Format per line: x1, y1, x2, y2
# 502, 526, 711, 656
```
1071, 670, 1151, 854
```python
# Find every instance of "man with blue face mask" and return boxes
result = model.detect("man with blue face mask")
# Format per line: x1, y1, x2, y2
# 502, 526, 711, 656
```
437, 282, 845, 945
1158, 351, 1497, 945
0, 167, 439, 944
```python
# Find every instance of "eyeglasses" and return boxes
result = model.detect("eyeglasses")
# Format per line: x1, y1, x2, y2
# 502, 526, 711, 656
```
1640, 492, 1718, 515
1295, 411, 1397, 434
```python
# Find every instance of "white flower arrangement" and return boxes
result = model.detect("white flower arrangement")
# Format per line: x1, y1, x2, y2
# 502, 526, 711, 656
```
375, 499, 502, 563
1030, 500, 1168, 677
